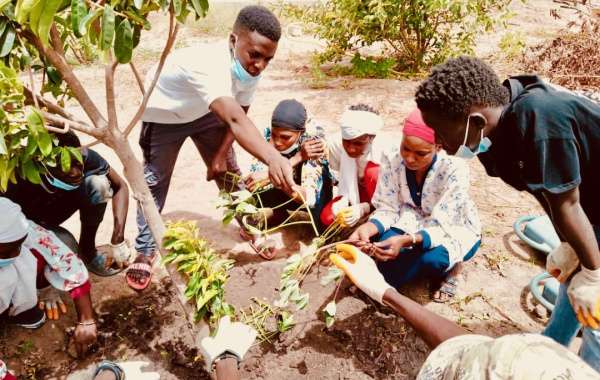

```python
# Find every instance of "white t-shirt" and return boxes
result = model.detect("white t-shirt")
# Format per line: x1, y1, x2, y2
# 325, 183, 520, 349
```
142, 42, 259, 124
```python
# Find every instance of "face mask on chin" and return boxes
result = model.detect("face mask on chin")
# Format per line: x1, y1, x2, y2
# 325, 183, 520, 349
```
45, 172, 81, 191
454, 116, 492, 160
230, 36, 261, 86
0, 256, 17, 268
279, 142, 300, 155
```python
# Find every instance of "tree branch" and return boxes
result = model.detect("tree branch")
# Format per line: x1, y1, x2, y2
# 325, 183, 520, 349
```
23, 86, 92, 126
40, 110, 104, 138
129, 62, 145, 95
123, 11, 179, 137
20, 29, 108, 130
27, 68, 39, 109
50, 25, 65, 57
105, 57, 119, 130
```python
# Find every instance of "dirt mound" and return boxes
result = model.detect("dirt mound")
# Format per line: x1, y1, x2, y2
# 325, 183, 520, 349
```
522, 20, 600, 91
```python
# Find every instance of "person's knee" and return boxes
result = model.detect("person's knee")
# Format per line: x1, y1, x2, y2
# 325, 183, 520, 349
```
419, 248, 450, 275
85, 175, 113, 205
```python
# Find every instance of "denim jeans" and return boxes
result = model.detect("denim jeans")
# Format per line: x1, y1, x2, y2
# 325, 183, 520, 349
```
135, 113, 241, 255
542, 225, 600, 373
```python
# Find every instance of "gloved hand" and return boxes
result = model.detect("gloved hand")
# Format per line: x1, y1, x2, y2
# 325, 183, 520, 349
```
199, 316, 257, 370
330, 243, 393, 304
339, 203, 370, 227
546, 242, 580, 283
109, 240, 134, 268
331, 196, 349, 217
38, 288, 67, 320
567, 266, 600, 329
119, 361, 160, 379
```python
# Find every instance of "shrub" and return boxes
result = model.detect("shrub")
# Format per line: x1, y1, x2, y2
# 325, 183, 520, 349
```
296, 0, 512, 74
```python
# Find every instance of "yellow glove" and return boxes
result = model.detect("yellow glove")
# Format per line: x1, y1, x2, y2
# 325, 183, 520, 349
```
567, 266, 600, 329
330, 244, 393, 304
546, 243, 580, 283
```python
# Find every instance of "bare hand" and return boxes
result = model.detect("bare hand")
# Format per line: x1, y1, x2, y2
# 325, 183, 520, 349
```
207, 153, 228, 181
373, 235, 413, 261
268, 154, 296, 193
244, 172, 269, 192
74, 322, 97, 357
301, 138, 325, 161
349, 223, 375, 242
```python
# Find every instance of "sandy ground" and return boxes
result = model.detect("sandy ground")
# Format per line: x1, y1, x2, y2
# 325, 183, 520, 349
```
0, 1, 586, 379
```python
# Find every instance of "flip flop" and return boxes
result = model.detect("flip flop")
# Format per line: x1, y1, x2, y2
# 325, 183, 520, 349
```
433, 277, 458, 303
126, 254, 156, 291
249, 239, 277, 260
87, 254, 123, 277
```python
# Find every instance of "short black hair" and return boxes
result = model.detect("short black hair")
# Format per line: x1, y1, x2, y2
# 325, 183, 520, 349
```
55, 131, 81, 148
349, 103, 379, 115
234, 5, 281, 42
415, 56, 509, 121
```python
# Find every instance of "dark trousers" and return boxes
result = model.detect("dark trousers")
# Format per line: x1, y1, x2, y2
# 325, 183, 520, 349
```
376, 227, 480, 289
135, 112, 241, 255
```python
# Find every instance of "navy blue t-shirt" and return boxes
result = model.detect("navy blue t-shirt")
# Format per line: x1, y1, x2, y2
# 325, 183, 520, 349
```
4, 148, 110, 225
478, 75, 600, 225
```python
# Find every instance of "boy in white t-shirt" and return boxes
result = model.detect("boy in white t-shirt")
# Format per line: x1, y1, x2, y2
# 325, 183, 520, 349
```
128, 6, 294, 290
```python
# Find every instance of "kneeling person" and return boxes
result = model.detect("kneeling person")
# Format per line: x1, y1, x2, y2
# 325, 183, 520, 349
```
244, 99, 333, 258
0, 198, 97, 356
350, 109, 481, 302
321, 104, 386, 228
4, 132, 130, 276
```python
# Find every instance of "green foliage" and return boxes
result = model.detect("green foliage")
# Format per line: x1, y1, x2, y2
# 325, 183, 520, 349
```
349, 54, 396, 78
498, 31, 525, 60
163, 221, 235, 328
0, 62, 81, 192
292, 0, 511, 74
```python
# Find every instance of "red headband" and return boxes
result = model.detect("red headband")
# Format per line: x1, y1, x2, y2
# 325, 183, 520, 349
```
403, 109, 435, 144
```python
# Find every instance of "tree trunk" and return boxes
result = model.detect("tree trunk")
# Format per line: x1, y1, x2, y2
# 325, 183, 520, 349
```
105, 130, 208, 338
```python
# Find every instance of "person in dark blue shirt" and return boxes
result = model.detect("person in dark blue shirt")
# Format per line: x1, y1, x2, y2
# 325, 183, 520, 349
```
414, 56, 600, 372
4, 132, 130, 277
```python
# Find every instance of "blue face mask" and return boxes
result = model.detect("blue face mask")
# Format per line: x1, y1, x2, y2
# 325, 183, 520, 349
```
230, 38, 261, 86
0, 257, 17, 268
45, 173, 81, 191
454, 116, 492, 160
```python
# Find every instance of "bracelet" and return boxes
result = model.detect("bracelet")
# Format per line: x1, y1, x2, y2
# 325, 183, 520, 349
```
407, 232, 417, 246
77, 320, 96, 326
212, 352, 240, 372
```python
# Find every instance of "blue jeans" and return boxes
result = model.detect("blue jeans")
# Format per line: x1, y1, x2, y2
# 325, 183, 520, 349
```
542, 224, 600, 372
375, 228, 480, 288
135, 113, 240, 255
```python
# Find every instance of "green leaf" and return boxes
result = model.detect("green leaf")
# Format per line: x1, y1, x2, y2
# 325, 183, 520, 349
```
60, 147, 71, 172
67, 146, 82, 164
37, 0, 63, 46
323, 301, 336, 327
172, 0, 181, 16
196, 289, 218, 311
23, 160, 41, 184
0, 26, 16, 57
320, 266, 343, 286
99, 5, 115, 51
0, 128, 7, 155
114, 19, 132, 64
0, 0, 11, 12
78, 7, 101, 36
70, 0, 87, 37
190, 0, 206, 18
37, 132, 52, 156
28, 0, 44, 34
133, 0, 142, 9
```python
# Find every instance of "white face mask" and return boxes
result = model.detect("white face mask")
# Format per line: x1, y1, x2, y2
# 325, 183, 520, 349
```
280, 142, 300, 155
454, 116, 492, 160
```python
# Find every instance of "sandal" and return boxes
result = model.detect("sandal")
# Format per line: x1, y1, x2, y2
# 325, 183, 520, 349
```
433, 277, 458, 303
87, 253, 124, 277
126, 253, 156, 291
93, 361, 125, 380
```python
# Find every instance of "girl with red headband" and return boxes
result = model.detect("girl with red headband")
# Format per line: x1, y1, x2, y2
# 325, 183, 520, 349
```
350, 109, 481, 302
